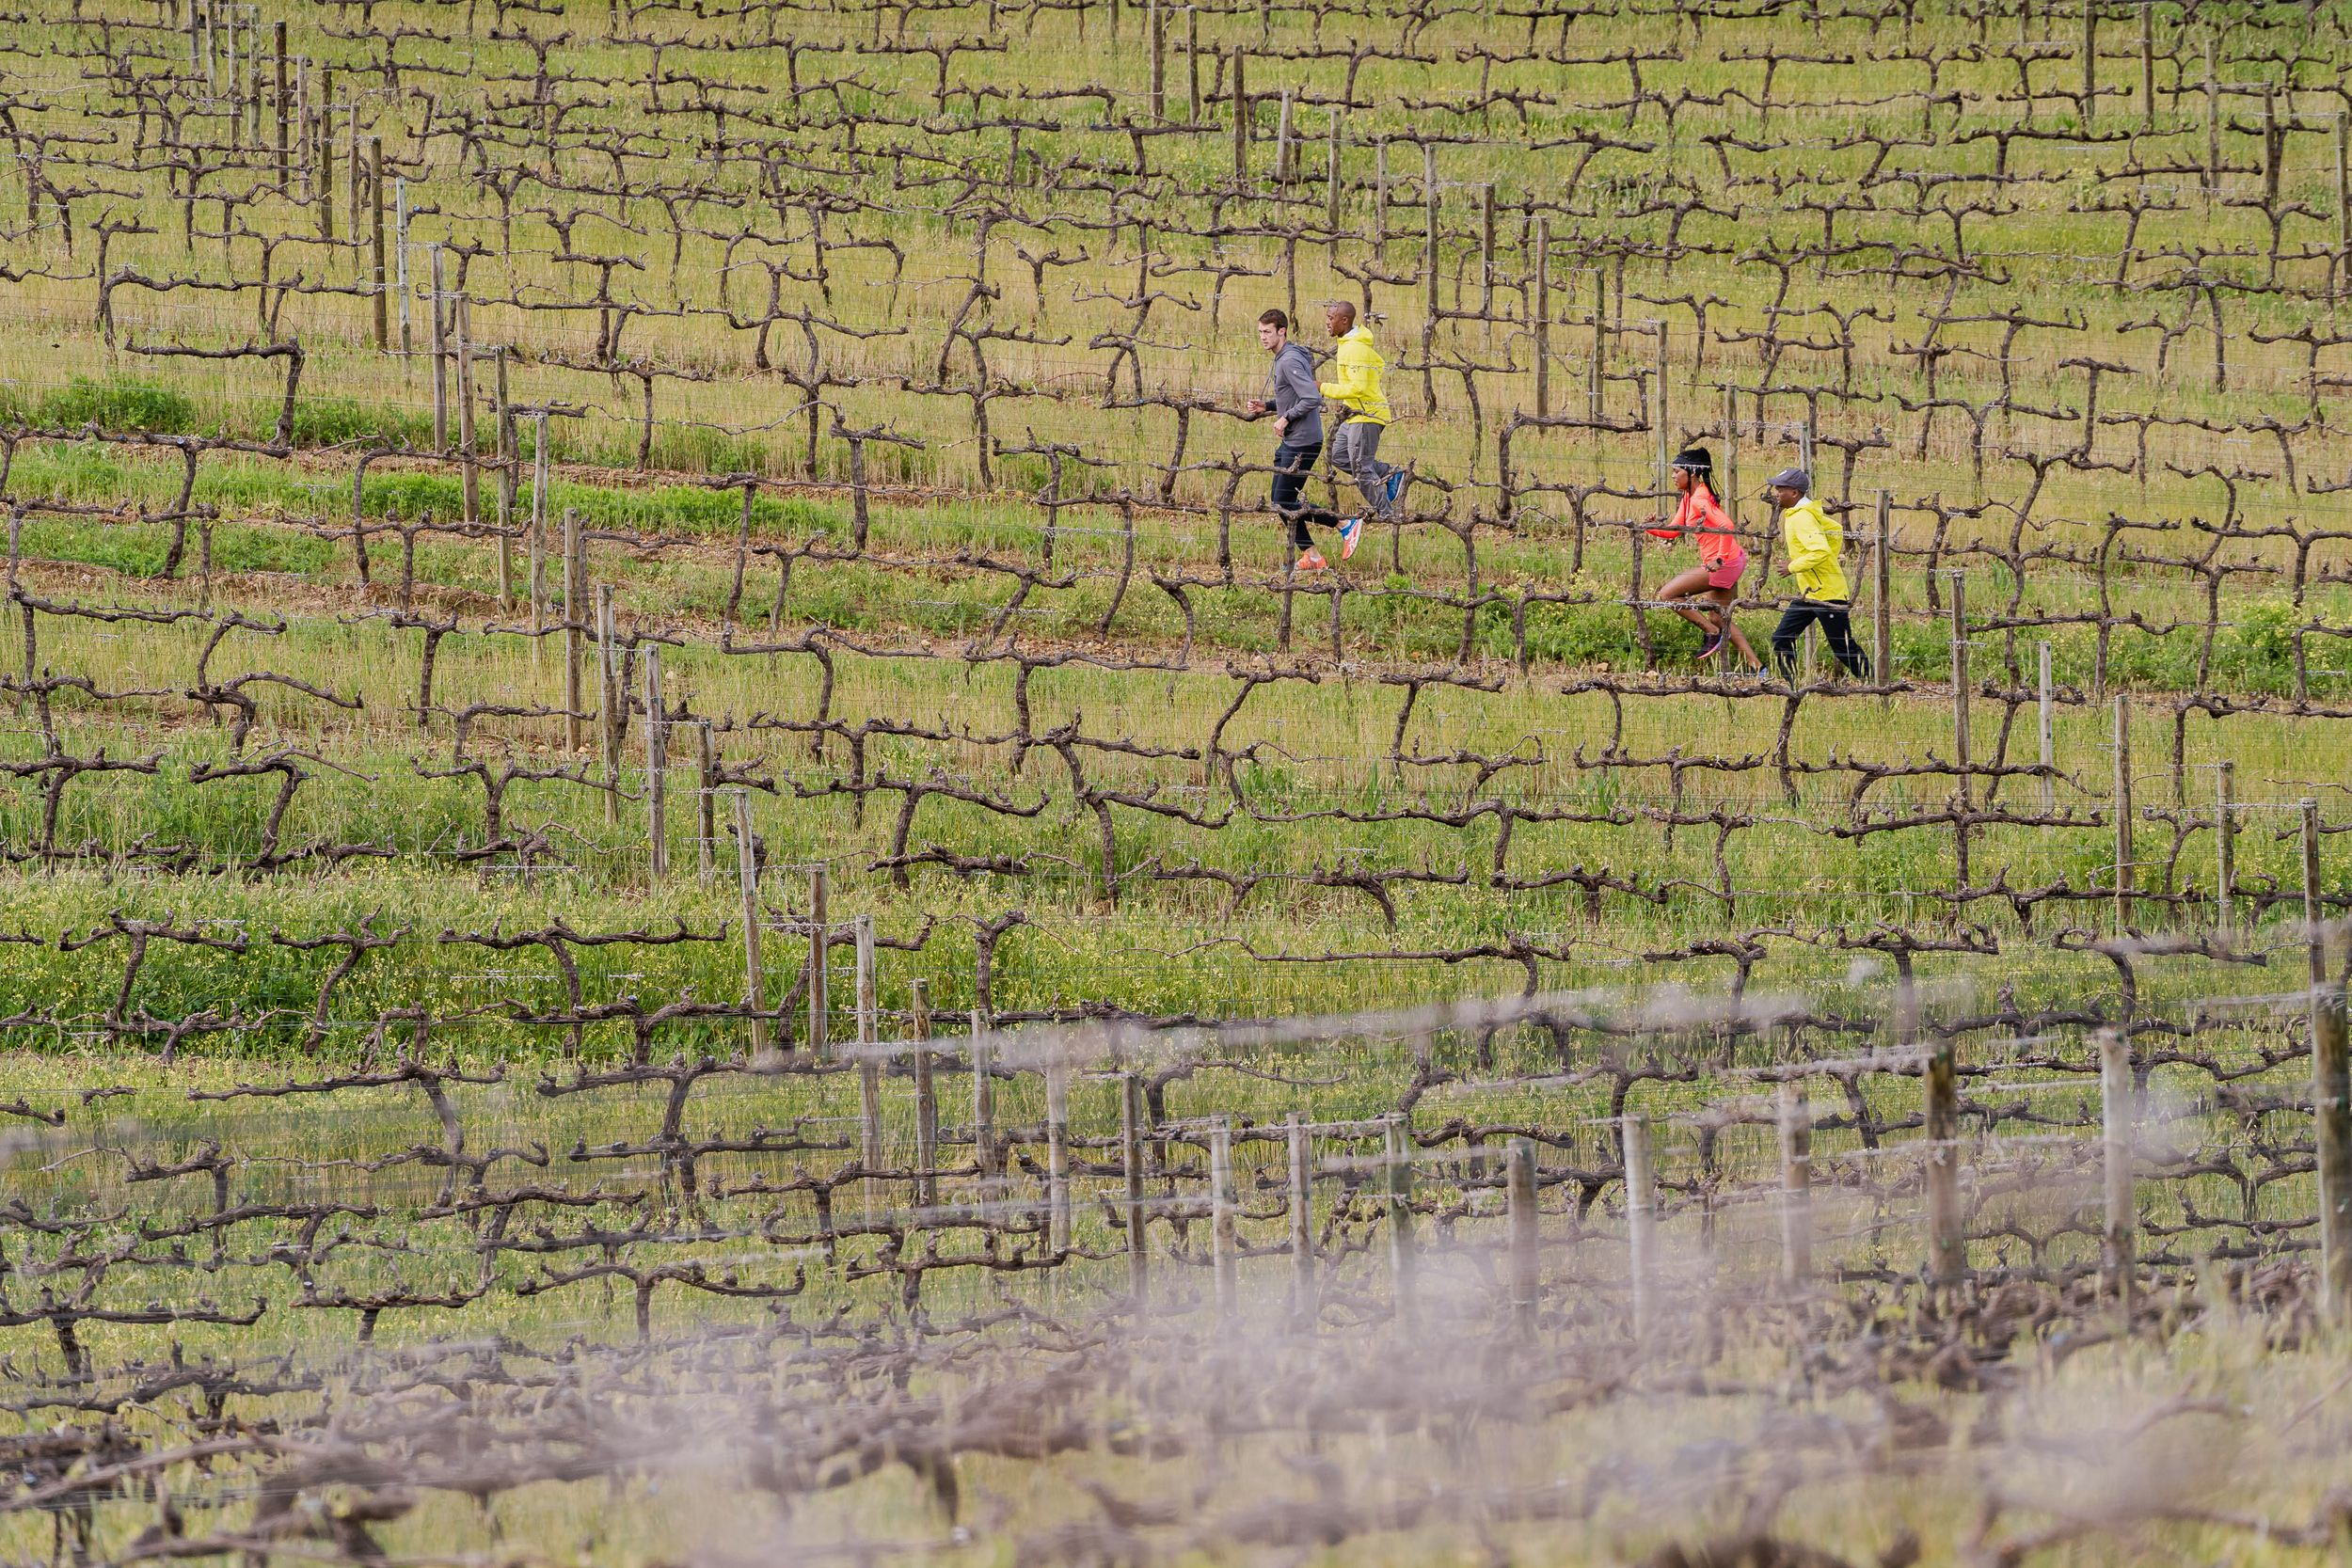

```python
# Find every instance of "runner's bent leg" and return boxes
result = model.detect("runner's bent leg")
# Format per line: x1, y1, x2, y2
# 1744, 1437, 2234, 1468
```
1820, 605, 1871, 677
1770, 601, 1820, 679
1707, 587, 1762, 667
1340, 420, 1392, 519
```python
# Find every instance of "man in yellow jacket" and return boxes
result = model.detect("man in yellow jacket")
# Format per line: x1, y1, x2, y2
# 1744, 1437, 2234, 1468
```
1764, 467, 1871, 681
1318, 300, 1406, 528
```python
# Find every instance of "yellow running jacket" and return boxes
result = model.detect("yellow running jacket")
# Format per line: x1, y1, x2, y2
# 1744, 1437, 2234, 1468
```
1778, 494, 1851, 602
1318, 325, 1392, 427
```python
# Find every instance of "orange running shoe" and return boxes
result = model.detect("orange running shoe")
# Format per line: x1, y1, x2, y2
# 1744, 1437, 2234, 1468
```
1295, 546, 1330, 571
1337, 515, 1363, 560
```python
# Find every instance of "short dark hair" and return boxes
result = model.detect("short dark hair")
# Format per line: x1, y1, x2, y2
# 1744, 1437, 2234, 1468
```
1327, 299, 1357, 326
1258, 308, 1290, 331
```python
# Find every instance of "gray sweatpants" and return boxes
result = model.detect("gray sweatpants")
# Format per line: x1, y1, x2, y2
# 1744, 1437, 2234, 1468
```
1329, 419, 1396, 519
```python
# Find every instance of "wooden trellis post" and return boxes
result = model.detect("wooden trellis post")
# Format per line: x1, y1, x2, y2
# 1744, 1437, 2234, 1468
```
1778, 1080, 1812, 1287
2307, 800, 2352, 1321
1874, 493, 1893, 696
1924, 1030, 1964, 1288
492, 348, 514, 608
970, 1003, 997, 1180
1507, 1136, 1539, 1332
2215, 760, 2235, 934
1386, 1115, 1418, 1327
1624, 1113, 1656, 1339
1588, 269, 1606, 420
428, 244, 448, 448
369, 136, 386, 348
454, 297, 479, 547
596, 585, 620, 825
2099, 1030, 2136, 1310
1045, 1061, 1072, 1251
1210, 1116, 1237, 1316
2112, 695, 2133, 932
1122, 1071, 1149, 1303
912, 978, 938, 1207
643, 646, 668, 881
696, 720, 717, 884
1533, 217, 1550, 417
1287, 1114, 1313, 1320
2080, 0, 2096, 127
807, 866, 830, 1058
2038, 641, 2055, 813
529, 411, 549, 635
562, 518, 585, 740
733, 790, 770, 1062
1147, 0, 1165, 121
855, 913, 882, 1215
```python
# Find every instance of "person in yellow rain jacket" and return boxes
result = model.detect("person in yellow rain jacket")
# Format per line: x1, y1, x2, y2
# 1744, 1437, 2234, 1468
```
1317, 300, 1406, 528
1764, 467, 1872, 681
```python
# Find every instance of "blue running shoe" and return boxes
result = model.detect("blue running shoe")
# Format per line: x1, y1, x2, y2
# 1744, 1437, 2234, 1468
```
1338, 515, 1363, 560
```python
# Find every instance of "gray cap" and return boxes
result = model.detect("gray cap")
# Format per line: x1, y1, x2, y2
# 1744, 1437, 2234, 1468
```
1763, 467, 1809, 494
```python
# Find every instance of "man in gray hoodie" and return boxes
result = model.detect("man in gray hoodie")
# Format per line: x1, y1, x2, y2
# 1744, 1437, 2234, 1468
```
1247, 308, 1361, 571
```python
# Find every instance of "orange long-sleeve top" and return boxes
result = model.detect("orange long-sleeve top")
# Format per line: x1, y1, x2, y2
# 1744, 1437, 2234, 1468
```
1646, 485, 1741, 569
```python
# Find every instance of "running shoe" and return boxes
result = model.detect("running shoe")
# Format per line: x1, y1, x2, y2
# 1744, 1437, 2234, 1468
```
1384, 468, 1406, 510
1295, 546, 1329, 572
1696, 626, 1727, 661
1337, 515, 1363, 560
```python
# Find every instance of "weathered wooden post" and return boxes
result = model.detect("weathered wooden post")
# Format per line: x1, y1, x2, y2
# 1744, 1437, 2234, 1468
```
2203, 33, 2220, 200
455, 298, 480, 548
807, 866, 831, 1058
2139, 4, 2154, 128
855, 913, 882, 1215
1148, 0, 1165, 120
1122, 1072, 1149, 1302
1210, 1116, 1238, 1316
2307, 800, 2352, 1321
695, 720, 717, 884
1326, 110, 1343, 229
911, 978, 938, 1207
2080, 0, 2097, 127
1230, 47, 1248, 184
1185, 5, 1200, 124
1653, 320, 1672, 511
428, 245, 448, 446
394, 177, 410, 358
2113, 695, 2133, 932
1587, 269, 1606, 420
273, 21, 289, 182
1924, 1029, 1965, 1288
1625, 1113, 1656, 1340
970, 1003, 997, 1180
1287, 1114, 1313, 1322
1533, 216, 1550, 417
1507, 1136, 1539, 1333
1874, 492, 1894, 697
2099, 1030, 2136, 1310
643, 646, 668, 880
596, 585, 620, 825
529, 411, 549, 634
1045, 1060, 1072, 1251
733, 791, 771, 1063
2038, 641, 2055, 813
1386, 1115, 1418, 1327
1948, 573, 1970, 814
563, 510, 583, 752
2215, 760, 2235, 934
1778, 1080, 1812, 1287
369, 136, 387, 348
492, 348, 514, 608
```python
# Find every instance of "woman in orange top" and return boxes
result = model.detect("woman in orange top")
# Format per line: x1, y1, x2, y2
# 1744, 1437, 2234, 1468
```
1645, 447, 1762, 670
